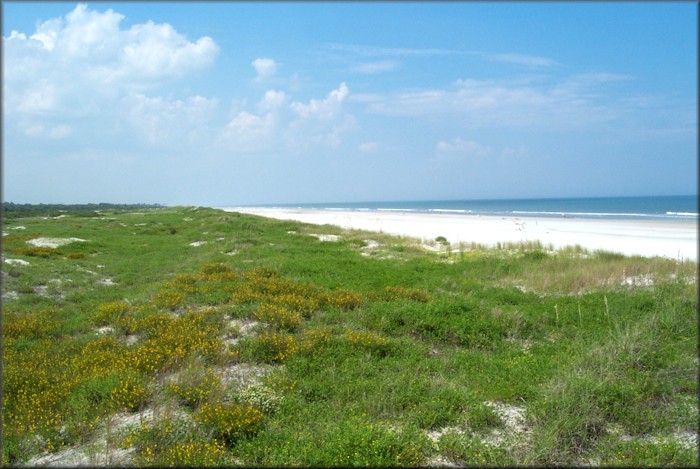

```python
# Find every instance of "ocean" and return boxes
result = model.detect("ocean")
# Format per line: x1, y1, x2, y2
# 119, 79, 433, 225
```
259, 195, 698, 221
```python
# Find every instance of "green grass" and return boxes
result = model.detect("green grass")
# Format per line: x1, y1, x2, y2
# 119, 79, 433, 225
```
2, 206, 697, 466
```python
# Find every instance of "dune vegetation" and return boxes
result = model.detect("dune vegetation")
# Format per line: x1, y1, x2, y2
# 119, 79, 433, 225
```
1, 205, 697, 466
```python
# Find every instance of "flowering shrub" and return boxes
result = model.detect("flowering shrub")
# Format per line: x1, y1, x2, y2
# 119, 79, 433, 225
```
230, 284, 265, 304
152, 290, 186, 310
157, 440, 229, 466
249, 331, 300, 363
108, 371, 149, 411
345, 329, 390, 355
3, 341, 67, 451
3, 309, 60, 340
253, 303, 302, 332
168, 365, 222, 408
270, 293, 320, 317
200, 262, 233, 275
125, 312, 222, 373
93, 301, 130, 326
123, 417, 223, 466
325, 288, 365, 310
299, 326, 334, 355
195, 401, 264, 444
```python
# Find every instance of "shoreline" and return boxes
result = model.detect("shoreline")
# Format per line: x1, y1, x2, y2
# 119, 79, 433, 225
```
219, 207, 698, 261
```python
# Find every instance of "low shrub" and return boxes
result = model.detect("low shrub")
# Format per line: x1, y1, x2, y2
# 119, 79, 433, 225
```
108, 370, 149, 412
325, 288, 365, 310
344, 329, 390, 356
248, 331, 300, 363
195, 401, 264, 445
12, 246, 56, 258
238, 383, 283, 414
152, 290, 186, 310
93, 301, 130, 326
168, 363, 222, 409
252, 303, 302, 332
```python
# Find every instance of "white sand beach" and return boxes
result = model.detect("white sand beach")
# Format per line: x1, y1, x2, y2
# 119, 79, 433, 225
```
220, 208, 698, 261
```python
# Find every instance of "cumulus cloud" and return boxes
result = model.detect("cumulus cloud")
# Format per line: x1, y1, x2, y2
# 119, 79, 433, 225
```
217, 83, 355, 153
287, 83, 355, 148
219, 111, 276, 152
3, 3, 219, 117
252, 58, 278, 80
290, 82, 349, 120
258, 90, 288, 112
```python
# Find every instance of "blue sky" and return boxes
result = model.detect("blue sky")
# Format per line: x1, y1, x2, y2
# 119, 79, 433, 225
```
2, 2, 697, 205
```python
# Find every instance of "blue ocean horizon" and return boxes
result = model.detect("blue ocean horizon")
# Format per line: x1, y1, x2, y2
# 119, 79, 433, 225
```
249, 195, 698, 221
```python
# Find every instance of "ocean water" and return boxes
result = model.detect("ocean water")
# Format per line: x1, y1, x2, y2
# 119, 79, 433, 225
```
263, 195, 698, 221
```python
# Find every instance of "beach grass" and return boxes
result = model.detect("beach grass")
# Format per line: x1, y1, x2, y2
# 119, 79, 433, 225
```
1, 206, 697, 466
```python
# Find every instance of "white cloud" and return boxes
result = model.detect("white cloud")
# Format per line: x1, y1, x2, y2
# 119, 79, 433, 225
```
252, 58, 278, 80
3, 3, 219, 118
16, 83, 58, 113
290, 82, 349, 120
122, 93, 218, 146
219, 111, 275, 151
216, 83, 355, 153
258, 90, 288, 112
436, 138, 491, 158
287, 83, 354, 148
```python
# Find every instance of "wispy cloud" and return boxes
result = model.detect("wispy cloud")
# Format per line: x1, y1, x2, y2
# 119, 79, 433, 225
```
486, 53, 558, 67
351, 60, 400, 74
324, 43, 461, 57
364, 73, 635, 129
325, 42, 558, 69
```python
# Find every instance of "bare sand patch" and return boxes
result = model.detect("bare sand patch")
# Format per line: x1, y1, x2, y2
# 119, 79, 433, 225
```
215, 363, 270, 387
309, 233, 341, 242
27, 237, 86, 249
4, 258, 31, 266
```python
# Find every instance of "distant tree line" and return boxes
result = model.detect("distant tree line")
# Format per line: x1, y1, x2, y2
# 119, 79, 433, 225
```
2, 202, 165, 219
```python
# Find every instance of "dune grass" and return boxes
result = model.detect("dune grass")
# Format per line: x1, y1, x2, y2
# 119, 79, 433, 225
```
1, 206, 697, 466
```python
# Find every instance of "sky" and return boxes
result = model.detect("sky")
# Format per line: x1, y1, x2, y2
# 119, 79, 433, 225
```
2, 1, 697, 206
